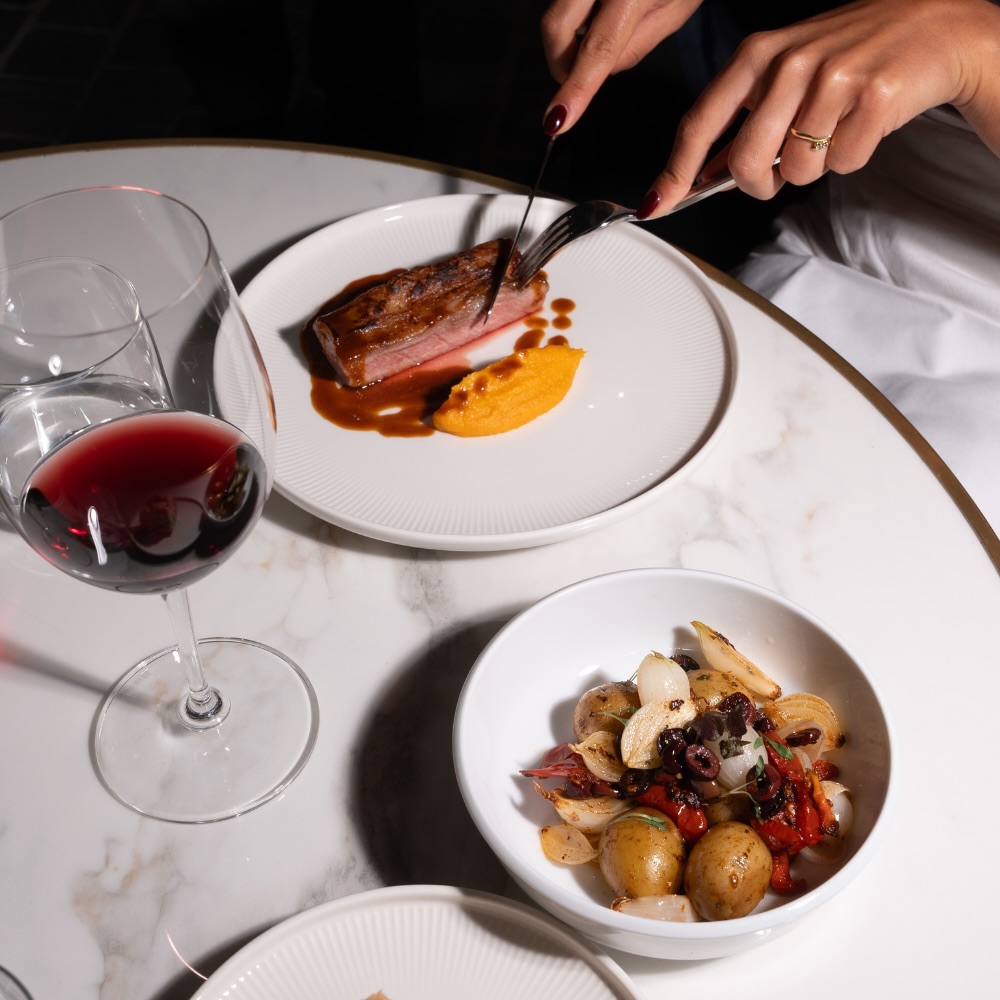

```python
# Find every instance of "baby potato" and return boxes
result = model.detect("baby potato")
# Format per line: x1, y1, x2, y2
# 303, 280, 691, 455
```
599, 807, 685, 898
684, 821, 772, 920
703, 794, 753, 827
573, 681, 641, 741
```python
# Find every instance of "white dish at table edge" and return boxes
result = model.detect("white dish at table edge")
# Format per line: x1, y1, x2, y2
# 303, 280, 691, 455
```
237, 193, 737, 550
190, 884, 643, 1000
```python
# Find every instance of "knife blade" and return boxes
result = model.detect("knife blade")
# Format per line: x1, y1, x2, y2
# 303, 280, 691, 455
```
481, 133, 556, 324
481, 2, 599, 323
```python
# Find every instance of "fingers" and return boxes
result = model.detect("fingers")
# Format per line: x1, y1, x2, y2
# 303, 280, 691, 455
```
541, 0, 702, 134
541, 0, 654, 133
560, 0, 1000, 217
637, 49, 780, 217
637, 4, 918, 219
541, 0, 603, 83
735, 47, 834, 190
762, 35, 874, 184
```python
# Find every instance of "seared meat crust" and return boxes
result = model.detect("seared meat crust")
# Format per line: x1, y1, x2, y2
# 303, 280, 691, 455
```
313, 239, 548, 387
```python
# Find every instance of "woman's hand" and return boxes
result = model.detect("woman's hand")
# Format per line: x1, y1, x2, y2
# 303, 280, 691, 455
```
540, 0, 703, 134
636, 0, 1000, 219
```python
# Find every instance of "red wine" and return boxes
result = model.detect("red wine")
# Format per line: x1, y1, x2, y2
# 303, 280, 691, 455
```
21, 410, 266, 594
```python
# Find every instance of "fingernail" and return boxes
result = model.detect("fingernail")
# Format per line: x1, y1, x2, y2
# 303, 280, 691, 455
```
543, 104, 568, 136
637, 189, 660, 220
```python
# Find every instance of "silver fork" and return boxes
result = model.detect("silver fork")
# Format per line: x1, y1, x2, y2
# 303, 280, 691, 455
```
513, 157, 780, 286
513, 200, 635, 286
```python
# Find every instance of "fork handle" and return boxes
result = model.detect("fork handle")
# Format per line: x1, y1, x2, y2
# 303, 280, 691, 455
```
664, 155, 782, 216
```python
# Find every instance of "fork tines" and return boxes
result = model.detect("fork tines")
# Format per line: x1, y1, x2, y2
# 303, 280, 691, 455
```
514, 219, 572, 286
512, 201, 638, 287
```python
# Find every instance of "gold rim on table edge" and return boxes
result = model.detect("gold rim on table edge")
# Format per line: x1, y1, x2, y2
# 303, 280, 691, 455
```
693, 257, 1000, 569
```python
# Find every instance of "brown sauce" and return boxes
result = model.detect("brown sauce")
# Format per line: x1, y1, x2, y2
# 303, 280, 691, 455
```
514, 328, 570, 351
551, 297, 575, 332
301, 272, 577, 438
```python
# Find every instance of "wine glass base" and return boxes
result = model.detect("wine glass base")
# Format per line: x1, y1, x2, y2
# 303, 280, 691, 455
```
93, 637, 319, 823
0, 966, 33, 1000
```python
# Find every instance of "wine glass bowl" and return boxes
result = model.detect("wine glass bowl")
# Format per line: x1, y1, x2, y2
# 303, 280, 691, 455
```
20, 407, 268, 594
0, 190, 318, 822
0, 256, 171, 520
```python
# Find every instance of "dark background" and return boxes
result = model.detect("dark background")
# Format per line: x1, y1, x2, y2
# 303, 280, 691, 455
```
0, 0, 835, 270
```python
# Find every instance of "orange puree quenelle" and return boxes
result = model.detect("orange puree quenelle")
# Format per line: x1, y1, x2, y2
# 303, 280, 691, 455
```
432, 343, 584, 437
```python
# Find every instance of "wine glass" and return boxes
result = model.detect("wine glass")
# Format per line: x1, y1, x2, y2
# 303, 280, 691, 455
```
0, 964, 32, 1000
0, 189, 318, 823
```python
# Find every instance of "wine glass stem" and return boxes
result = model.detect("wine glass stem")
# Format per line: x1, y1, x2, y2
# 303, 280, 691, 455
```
161, 588, 229, 729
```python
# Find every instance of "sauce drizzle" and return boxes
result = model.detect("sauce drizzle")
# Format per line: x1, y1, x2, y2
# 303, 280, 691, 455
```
301, 270, 577, 437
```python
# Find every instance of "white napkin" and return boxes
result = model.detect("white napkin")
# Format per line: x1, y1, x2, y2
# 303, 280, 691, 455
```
735, 106, 1000, 530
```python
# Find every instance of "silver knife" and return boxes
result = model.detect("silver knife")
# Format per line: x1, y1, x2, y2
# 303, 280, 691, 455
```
481, 3, 599, 323
481, 133, 556, 324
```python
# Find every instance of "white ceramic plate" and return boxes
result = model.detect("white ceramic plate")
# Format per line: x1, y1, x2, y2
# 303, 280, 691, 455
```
239, 193, 736, 550
454, 568, 895, 960
190, 884, 642, 1000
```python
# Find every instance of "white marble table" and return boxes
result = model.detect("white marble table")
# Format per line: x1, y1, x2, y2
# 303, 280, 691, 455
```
0, 141, 996, 1000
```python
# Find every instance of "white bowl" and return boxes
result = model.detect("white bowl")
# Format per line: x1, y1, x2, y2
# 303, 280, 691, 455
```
453, 568, 894, 960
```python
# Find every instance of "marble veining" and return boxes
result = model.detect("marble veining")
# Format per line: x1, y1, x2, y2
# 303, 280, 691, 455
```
0, 143, 997, 1000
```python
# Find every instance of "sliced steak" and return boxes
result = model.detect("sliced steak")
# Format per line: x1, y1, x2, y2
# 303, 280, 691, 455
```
313, 239, 549, 387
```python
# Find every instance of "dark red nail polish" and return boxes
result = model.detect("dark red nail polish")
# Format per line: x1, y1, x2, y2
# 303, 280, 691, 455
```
543, 104, 567, 136
637, 189, 660, 220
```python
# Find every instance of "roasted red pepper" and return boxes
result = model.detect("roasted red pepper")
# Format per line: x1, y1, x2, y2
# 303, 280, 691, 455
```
807, 769, 840, 837
519, 743, 581, 779
751, 735, 833, 893
520, 743, 618, 798
633, 784, 708, 844
769, 849, 806, 894
754, 816, 806, 853
811, 758, 840, 782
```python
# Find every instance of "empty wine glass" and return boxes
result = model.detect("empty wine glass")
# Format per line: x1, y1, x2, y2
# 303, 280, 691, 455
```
0, 964, 32, 1000
0, 189, 318, 823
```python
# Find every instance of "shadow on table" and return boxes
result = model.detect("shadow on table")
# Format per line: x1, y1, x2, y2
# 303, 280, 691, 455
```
147, 617, 522, 1000
1, 638, 110, 695
352, 617, 519, 893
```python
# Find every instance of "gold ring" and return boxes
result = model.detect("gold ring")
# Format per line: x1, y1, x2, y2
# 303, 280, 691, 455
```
788, 127, 832, 151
